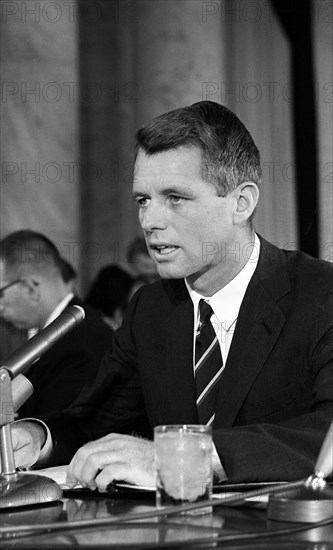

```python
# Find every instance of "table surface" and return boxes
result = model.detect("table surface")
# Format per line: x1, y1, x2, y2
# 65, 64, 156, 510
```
1, 487, 332, 549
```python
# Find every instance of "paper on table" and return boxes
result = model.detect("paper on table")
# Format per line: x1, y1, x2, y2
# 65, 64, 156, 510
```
24, 466, 155, 492
26, 468, 270, 505
22, 465, 82, 490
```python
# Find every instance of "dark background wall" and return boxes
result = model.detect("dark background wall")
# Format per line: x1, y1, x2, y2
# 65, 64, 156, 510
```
1, 0, 332, 292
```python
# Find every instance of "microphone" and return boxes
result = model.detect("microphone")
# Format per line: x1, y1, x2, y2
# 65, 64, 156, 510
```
0, 305, 85, 509
2, 305, 85, 379
12, 374, 34, 413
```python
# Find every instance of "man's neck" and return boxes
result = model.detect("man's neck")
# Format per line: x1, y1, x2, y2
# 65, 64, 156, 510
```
186, 231, 257, 297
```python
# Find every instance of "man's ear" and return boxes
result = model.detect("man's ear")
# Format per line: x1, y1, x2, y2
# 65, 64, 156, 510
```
232, 182, 259, 225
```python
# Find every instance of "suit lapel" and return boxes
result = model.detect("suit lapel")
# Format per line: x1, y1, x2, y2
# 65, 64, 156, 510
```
214, 238, 293, 427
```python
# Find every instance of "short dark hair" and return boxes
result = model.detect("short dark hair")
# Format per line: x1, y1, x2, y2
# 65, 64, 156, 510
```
135, 101, 261, 197
86, 266, 133, 316
0, 230, 69, 280
59, 257, 77, 283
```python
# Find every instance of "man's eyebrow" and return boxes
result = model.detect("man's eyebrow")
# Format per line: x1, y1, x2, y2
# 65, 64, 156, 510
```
161, 186, 187, 195
132, 184, 192, 199
132, 190, 148, 199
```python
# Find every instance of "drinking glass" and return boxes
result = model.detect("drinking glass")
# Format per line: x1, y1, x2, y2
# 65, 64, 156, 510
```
154, 424, 213, 514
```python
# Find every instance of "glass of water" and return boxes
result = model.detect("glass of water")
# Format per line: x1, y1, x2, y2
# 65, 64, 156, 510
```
154, 424, 213, 514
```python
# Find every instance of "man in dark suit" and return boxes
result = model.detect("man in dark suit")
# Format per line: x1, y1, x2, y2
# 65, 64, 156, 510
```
0, 230, 114, 419
9, 103, 333, 485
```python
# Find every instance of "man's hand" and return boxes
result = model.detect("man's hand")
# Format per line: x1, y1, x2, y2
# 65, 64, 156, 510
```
69, 434, 156, 492
5, 422, 45, 469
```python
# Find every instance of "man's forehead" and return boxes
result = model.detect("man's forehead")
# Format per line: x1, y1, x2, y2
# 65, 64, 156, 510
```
0, 260, 33, 283
133, 146, 204, 187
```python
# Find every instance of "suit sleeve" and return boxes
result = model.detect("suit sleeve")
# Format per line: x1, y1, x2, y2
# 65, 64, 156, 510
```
213, 297, 333, 482
20, 304, 115, 418
39, 288, 151, 466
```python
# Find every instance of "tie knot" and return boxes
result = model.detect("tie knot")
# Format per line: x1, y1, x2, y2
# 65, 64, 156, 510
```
199, 300, 214, 324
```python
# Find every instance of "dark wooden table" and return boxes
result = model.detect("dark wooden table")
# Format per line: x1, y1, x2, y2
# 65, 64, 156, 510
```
1, 488, 332, 549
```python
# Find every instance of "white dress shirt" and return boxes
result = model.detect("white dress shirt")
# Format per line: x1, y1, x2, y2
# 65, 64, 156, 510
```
186, 234, 260, 368
185, 235, 260, 481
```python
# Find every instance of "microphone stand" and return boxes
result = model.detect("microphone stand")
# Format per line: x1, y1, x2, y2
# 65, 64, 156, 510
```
0, 367, 62, 508
267, 421, 333, 523
0, 305, 85, 508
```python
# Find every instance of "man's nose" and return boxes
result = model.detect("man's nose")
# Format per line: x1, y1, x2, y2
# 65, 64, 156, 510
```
140, 202, 167, 232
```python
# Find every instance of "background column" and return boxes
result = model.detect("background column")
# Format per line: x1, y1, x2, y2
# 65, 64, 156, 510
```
0, 0, 80, 271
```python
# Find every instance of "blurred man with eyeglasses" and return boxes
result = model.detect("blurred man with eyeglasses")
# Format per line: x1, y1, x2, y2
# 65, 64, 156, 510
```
0, 230, 114, 421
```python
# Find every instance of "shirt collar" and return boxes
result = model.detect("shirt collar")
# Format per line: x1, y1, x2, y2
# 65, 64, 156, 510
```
186, 234, 260, 330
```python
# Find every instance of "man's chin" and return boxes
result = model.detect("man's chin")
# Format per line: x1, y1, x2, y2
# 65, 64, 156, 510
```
156, 265, 189, 280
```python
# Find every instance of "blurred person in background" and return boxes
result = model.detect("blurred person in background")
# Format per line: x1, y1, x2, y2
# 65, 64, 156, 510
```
0, 230, 114, 419
59, 256, 78, 293
0, 256, 77, 361
86, 237, 158, 330
0, 317, 27, 362
126, 236, 159, 293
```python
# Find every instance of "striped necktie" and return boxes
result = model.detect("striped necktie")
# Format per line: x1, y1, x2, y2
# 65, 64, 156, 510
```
195, 299, 223, 426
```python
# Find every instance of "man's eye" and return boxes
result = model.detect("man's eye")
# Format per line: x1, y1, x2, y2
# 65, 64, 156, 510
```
169, 195, 185, 204
136, 197, 149, 208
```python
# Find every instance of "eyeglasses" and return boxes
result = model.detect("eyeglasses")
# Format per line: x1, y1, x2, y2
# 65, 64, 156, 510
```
0, 279, 22, 299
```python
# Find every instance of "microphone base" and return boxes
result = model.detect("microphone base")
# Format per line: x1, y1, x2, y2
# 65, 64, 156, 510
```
0, 472, 63, 509
267, 483, 333, 523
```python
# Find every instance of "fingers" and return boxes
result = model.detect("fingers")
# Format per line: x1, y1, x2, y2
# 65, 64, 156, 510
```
9, 422, 45, 469
95, 463, 155, 490
70, 450, 114, 488
14, 447, 40, 469
70, 448, 132, 488
11, 428, 40, 468
95, 463, 131, 492
69, 434, 130, 482
69, 434, 156, 491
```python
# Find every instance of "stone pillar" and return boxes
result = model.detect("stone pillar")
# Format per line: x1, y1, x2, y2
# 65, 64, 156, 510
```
133, 0, 226, 123
0, 0, 80, 269
78, 0, 140, 289
213, 0, 298, 250
313, 1, 333, 261
79, 0, 227, 288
